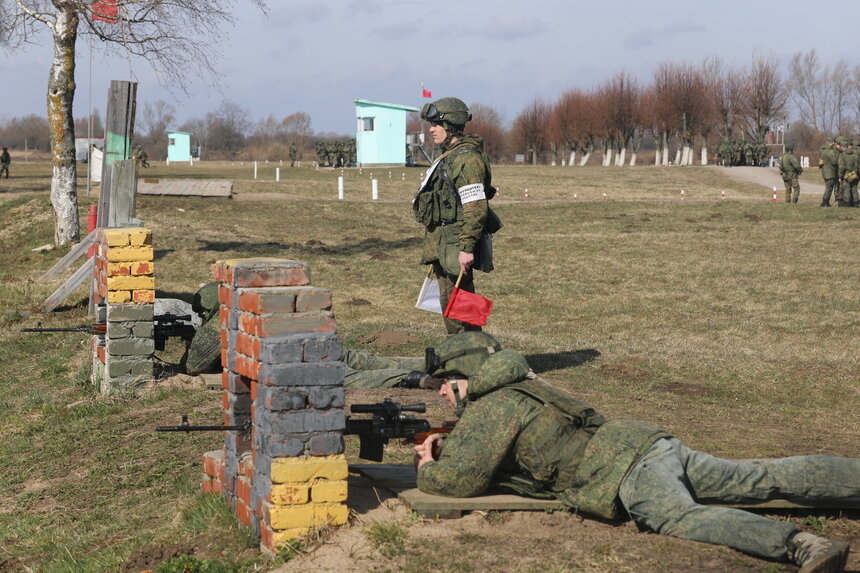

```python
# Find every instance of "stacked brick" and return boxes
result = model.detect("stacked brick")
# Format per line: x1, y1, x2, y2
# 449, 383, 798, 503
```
205, 258, 349, 551
91, 228, 155, 394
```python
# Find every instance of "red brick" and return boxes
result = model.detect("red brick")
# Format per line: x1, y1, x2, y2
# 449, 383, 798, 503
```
237, 289, 298, 315
97, 345, 105, 364
235, 332, 261, 360
235, 496, 252, 527
296, 288, 332, 312
220, 328, 228, 350
203, 450, 225, 479
232, 262, 310, 288
202, 475, 223, 495
238, 453, 254, 477
258, 312, 336, 338
250, 381, 258, 401
218, 285, 234, 306
236, 476, 252, 505
234, 353, 261, 379
219, 306, 229, 328
132, 289, 155, 303
220, 349, 228, 368
131, 261, 153, 275
238, 313, 261, 337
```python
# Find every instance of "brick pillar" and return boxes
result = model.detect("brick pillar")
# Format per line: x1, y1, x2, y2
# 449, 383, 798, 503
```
91, 228, 156, 394
208, 258, 348, 551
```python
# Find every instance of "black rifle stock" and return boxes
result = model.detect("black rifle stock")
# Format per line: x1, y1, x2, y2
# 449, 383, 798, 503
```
345, 399, 431, 462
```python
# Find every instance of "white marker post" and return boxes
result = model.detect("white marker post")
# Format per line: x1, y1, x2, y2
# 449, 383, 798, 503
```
254, 161, 258, 179
276, 168, 280, 182
372, 178, 379, 200
338, 176, 344, 200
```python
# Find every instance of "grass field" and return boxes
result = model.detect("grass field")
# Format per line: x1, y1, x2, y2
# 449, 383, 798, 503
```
0, 160, 857, 572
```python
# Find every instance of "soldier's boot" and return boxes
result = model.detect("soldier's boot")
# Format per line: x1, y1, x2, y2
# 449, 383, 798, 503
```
788, 532, 849, 573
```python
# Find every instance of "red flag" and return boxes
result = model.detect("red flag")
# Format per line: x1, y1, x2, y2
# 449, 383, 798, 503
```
422, 89, 432, 98
93, 1, 119, 23
443, 288, 493, 326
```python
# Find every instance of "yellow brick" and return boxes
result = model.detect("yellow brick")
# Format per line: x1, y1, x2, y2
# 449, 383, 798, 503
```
271, 483, 309, 505
127, 228, 152, 246
102, 229, 131, 247
270, 455, 348, 483
106, 262, 133, 277
268, 504, 316, 530
106, 276, 155, 291
269, 528, 311, 546
107, 290, 131, 303
106, 246, 154, 263
310, 479, 348, 503
315, 503, 349, 526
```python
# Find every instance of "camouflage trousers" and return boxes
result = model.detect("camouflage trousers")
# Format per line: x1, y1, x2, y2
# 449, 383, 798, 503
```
843, 181, 859, 206
0, 163, 8, 178
782, 177, 800, 203
619, 437, 860, 560
822, 179, 840, 204
342, 349, 423, 388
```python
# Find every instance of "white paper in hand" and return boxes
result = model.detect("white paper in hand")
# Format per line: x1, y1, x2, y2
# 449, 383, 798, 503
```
415, 277, 443, 314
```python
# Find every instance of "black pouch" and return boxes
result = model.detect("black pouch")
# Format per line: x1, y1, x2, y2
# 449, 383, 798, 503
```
485, 206, 503, 234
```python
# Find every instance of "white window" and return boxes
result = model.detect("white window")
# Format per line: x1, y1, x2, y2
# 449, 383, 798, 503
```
358, 117, 375, 132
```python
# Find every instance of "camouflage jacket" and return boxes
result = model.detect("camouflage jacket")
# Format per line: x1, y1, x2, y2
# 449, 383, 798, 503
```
820, 147, 839, 180
416, 350, 668, 520
0, 150, 9, 165
780, 152, 801, 179
414, 135, 490, 273
838, 148, 859, 179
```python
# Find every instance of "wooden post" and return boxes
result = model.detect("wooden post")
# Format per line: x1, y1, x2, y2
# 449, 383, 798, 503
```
108, 159, 138, 227
97, 80, 138, 228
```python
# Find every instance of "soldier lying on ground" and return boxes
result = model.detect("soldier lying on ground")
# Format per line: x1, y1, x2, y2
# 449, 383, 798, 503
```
412, 332, 856, 573
183, 282, 440, 388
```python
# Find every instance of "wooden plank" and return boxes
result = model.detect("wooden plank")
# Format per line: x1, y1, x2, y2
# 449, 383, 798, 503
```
98, 80, 137, 228
352, 464, 860, 519
108, 159, 138, 226
38, 258, 95, 313
38, 229, 98, 282
136, 179, 233, 197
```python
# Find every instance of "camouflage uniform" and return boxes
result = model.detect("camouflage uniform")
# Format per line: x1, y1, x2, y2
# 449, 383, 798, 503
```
779, 145, 802, 203
819, 143, 840, 206
413, 134, 491, 333
418, 336, 860, 563
0, 148, 10, 178
838, 141, 859, 207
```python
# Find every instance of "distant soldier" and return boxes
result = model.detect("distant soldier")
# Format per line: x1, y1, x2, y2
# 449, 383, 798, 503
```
838, 140, 860, 207
132, 144, 149, 169
288, 142, 297, 167
780, 143, 802, 203
0, 147, 10, 178
818, 139, 840, 207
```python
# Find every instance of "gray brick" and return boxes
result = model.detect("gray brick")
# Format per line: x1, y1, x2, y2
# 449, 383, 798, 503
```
307, 432, 345, 456
108, 303, 154, 322
259, 334, 304, 365
108, 338, 155, 356
307, 386, 345, 409
132, 321, 154, 338
96, 305, 107, 323
225, 411, 250, 428
107, 322, 131, 339
259, 362, 344, 387
225, 392, 252, 415
224, 431, 252, 455
224, 372, 251, 394
256, 385, 307, 411
127, 360, 153, 377
256, 408, 345, 434
253, 452, 272, 478
258, 432, 308, 457
303, 334, 342, 362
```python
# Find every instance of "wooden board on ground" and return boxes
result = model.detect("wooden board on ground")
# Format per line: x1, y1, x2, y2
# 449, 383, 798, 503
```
351, 464, 860, 519
37, 258, 95, 313
137, 179, 233, 198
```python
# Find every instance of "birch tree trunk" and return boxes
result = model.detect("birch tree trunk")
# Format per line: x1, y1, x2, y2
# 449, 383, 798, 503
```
629, 153, 637, 166
661, 133, 670, 166
568, 150, 576, 166
580, 151, 592, 166
680, 146, 690, 166
617, 148, 626, 166
700, 145, 708, 165
48, 8, 80, 245
673, 147, 681, 166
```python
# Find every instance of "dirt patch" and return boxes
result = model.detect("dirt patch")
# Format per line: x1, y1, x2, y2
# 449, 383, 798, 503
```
119, 531, 258, 573
369, 252, 393, 261
345, 298, 371, 306
600, 359, 648, 382
744, 214, 763, 223
359, 330, 418, 349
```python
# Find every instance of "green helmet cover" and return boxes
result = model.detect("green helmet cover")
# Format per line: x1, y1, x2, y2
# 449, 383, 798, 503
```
784, 143, 794, 151
421, 97, 472, 129
426, 332, 502, 378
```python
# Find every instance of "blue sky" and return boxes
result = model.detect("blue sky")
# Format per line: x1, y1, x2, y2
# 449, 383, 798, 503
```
2, 0, 858, 135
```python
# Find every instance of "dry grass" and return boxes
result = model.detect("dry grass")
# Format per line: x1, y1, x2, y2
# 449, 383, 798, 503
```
0, 159, 857, 571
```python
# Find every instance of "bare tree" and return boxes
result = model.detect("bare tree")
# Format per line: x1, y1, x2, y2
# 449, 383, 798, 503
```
550, 89, 599, 166
511, 98, 551, 165
787, 50, 854, 138
138, 100, 176, 160
0, 114, 51, 150
1, 0, 267, 245
205, 101, 250, 159
651, 63, 680, 166
282, 112, 312, 159
598, 71, 640, 166
738, 52, 788, 144
468, 103, 506, 163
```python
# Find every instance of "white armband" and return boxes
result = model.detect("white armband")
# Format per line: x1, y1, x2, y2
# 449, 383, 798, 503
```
458, 183, 486, 204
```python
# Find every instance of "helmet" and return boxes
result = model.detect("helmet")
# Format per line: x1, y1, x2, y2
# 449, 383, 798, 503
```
425, 332, 502, 378
420, 97, 472, 130
785, 143, 794, 151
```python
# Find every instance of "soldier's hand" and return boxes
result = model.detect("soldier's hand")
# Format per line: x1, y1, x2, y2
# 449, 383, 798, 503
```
413, 433, 443, 469
458, 251, 474, 273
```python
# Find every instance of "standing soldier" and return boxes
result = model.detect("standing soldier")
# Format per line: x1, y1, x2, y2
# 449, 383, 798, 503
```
780, 143, 802, 203
0, 147, 10, 178
288, 142, 297, 167
818, 139, 840, 207
413, 97, 498, 334
837, 138, 859, 207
